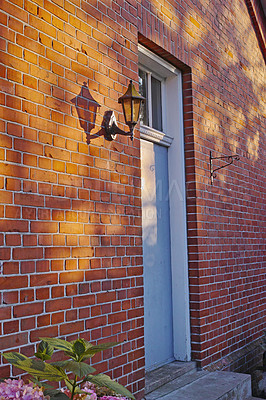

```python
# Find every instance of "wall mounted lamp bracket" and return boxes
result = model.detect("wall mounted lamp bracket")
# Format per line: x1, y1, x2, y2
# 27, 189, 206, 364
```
210, 151, 240, 185
103, 80, 145, 142
104, 111, 133, 141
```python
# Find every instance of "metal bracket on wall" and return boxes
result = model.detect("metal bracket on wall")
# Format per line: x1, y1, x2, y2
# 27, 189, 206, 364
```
210, 151, 240, 185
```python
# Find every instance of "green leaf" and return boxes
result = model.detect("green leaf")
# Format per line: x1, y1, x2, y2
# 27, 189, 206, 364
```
39, 338, 73, 352
34, 351, 51, 361
3, 352, 66, 382
74, 387, 83, 394
63, 351, 77, 360
82, 342, 119, 360
30, 377, 54, 389
81, 340, 93, 349
73, 339, 86, 357
3, 352, 28, 362
44, 389, 70, 400
86, 374, 135, 399
51, 360, 96, 377
64, 379, 74, 392
35, 340, 54, 361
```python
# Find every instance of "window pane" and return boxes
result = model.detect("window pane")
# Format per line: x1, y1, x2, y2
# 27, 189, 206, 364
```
151, 76, 162, 131
138, 69, 148, 126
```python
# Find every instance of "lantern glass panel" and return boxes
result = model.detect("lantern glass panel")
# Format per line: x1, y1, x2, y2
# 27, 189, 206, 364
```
133, 100, 141, 123
122, 98, 132, 124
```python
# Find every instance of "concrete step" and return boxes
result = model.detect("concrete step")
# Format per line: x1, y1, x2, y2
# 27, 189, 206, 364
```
145, 370, 252, 400
145, 361, 197, 394
146, 369, 209, 399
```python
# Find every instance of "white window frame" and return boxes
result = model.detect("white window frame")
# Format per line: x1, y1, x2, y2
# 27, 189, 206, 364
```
139, 65, 165, 132
139, 47, 175, 147
139, 44, 191, 362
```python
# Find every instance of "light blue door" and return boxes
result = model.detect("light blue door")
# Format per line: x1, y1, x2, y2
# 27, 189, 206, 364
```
141, 139, 174, 371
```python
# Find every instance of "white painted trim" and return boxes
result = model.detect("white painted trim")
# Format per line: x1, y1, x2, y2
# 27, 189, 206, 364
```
139, 44, 178, 76
166, 72, 191, 361
140, 124, 173, 147
160, 78, 166, 133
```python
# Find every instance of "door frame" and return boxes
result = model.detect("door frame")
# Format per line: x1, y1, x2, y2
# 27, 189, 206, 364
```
139, 44, 191, 362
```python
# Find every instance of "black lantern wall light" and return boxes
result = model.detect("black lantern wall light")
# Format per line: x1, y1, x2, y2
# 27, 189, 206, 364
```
104, 80, 145, 141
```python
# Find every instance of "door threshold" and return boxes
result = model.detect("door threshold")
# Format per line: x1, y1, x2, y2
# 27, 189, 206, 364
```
145, 361, 196, 395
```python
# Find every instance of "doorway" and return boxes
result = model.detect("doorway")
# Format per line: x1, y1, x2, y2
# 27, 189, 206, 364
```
139, 44, 191, 371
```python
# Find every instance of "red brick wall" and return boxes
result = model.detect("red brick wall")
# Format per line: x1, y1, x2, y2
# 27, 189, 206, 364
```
0, 0, 265, 397
0, 0, 144, 396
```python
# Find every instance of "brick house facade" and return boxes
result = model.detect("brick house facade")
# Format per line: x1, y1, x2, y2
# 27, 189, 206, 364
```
0, 0, 265, 398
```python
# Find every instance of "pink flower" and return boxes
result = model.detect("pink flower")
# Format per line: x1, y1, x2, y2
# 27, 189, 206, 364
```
0, 379, 44, 399
61, 387, 98, 400
82, 388, 97, 400
100, 397, 128, 400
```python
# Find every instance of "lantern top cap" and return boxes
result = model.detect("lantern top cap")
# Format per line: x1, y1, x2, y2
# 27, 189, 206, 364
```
118, 80, 145, 103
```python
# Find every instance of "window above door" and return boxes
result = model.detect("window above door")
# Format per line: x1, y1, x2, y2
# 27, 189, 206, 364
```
139, 68, 163, 132
138, 44, 179, 146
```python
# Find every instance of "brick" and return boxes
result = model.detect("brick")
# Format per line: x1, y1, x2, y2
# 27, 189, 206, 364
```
15, 84, 44, 105
45, 247, 71, 259
59, 271, 84, 283
108, 312, 127, 324
30, 326, 58, 342
85, 269, 106, 281
20, 289, 34, 303
5, 201, 20, 217
29, 15, 56, 37
23, 75, 38, 90
22, 207, 36, 220
36, 260, 50, 272
30, 273, 58, 286
0, 332, 28, 350
14, 302, 43, 318
3, 291, 18, 304
52, 285, 64, 298
60, 321, 84, 335
13, 247, 43, 260
0, 220, 28, 232
46, 197, 71, 209
14, 193, 44, 207
0, 249, 11, 260
31, 221, 58, 233
73, 294, 95, 308
72, 247, 94, 258
36, 209, 50, 221
36, 287, 50, 300
59, 222, 83, 234
8, 15, 23, 32
23, 235, 37, 246
46, 298, 71, 312
0, 275, 28, 290
23, 180, 39, 195
3, 262, 19, 275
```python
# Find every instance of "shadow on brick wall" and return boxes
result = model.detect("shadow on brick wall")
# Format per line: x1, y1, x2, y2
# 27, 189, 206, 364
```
71, 81, 105, 144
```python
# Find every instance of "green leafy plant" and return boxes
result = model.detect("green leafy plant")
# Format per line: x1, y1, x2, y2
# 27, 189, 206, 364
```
3, 337, 134, 400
